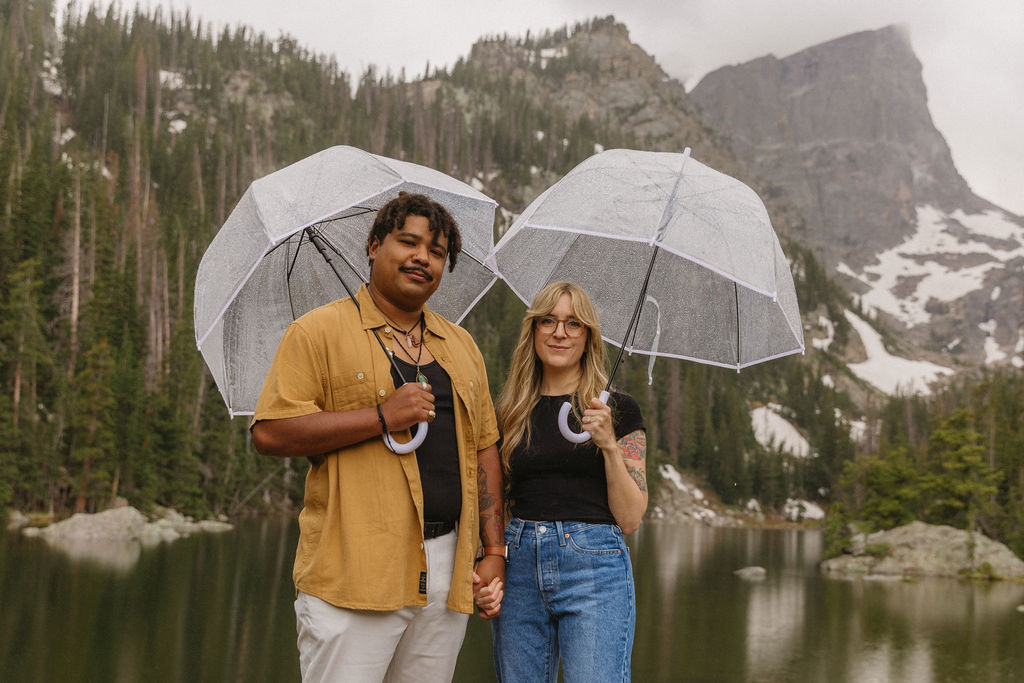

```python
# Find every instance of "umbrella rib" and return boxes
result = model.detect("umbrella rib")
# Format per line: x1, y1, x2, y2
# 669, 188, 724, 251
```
286, 234, 303, 321
313, 226, 372, 284
654, 241, 778, 299
607, 246, 661, 389
599, 334, 805, 370
734, 280, 741, 370
651, 148, 692, 243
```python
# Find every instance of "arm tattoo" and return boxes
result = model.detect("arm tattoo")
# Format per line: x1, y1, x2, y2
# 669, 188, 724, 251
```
619, 430, 646, 460
628, 466, 648, 493
477, 463, 496, 513
619, 430, 647, 493
477, 462, 503, 543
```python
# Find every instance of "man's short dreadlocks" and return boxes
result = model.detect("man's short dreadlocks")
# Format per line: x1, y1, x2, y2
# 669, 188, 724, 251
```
366, 192, 462, 272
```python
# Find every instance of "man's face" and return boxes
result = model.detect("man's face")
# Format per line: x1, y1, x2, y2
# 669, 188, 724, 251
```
367, 215, 448, 311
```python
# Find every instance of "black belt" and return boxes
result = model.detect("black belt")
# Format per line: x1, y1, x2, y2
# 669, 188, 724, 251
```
423, 520, 456, 539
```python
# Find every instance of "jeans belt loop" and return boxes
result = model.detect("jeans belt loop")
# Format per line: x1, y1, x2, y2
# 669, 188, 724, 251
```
555, 520, 566, 546
512, 518, 525, 549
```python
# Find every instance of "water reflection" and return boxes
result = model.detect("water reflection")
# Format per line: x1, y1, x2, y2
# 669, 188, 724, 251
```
3, 519, 1023, 682
0, 516, 302, 683
628, 523, 1024, 683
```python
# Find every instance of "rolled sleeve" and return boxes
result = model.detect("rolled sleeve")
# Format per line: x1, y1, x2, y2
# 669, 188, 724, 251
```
251, 323, 326, 426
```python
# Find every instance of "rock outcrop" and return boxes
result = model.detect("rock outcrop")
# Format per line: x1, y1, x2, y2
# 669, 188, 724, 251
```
20, 506, 233, 572
821, 520, 1024, 579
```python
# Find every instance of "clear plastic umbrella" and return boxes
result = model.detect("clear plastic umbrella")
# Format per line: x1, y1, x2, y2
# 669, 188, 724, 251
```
195, 146, 498, 450
488, 147, 804, 441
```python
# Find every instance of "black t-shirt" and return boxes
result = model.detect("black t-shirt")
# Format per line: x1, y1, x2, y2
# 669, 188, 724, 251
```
508, 391, 645, 524
391, 357, 461, 523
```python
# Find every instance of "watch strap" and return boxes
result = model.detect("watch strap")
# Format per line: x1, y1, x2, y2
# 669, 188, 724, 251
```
483, 545, 507, 560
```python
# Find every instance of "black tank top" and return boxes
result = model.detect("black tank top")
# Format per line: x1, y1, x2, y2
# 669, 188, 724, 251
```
391, 357, 461, 523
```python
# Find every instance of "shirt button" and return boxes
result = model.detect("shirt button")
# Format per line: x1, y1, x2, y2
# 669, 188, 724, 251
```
378, 389, 386, 397
356, 372, 364, 380
384, 326, 392, 334
469, 380, 474, 388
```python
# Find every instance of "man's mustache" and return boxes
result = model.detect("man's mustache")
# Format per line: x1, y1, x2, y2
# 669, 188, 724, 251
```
399, 265, 434, 282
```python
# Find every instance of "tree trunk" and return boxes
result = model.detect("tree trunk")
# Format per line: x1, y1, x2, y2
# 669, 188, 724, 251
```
215, 142, 226, 227
193, 142, 206, 220
12, 336, 22, 428
69, 169, 81, 378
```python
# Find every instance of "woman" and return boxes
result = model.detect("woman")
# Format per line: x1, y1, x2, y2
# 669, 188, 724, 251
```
481, 281, 648, 682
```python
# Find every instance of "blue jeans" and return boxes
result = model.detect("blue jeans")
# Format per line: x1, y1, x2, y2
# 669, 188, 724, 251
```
492, 517, 635, 682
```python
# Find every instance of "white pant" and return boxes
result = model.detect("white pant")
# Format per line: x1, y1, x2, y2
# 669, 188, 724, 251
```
294, 530, 469, 683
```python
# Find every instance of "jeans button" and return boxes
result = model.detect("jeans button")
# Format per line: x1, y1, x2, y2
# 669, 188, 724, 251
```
538, 525, 547, 533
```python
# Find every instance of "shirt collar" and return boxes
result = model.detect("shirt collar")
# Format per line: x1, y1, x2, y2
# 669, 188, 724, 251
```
355, 284, 448, 340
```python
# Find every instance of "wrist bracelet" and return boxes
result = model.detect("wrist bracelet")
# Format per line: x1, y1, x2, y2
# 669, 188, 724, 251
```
376, 404, 388, 435
483, 545, 508, 562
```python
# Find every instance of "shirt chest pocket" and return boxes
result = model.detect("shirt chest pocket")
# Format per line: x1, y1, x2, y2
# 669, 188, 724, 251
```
451, 376, 480, 438
328, 368, 376, 411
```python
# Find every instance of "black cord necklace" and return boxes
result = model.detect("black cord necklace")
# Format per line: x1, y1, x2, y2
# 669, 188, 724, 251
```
366, 288, 427, 384
390, 314, 427, 384
382, 311, 424, 349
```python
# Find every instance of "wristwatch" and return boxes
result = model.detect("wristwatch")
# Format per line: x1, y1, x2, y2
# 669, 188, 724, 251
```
483, 545, 508, 562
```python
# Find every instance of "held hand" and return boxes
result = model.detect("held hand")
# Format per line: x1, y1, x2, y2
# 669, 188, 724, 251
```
582, 397, 617, 451
381, 381, 435, 432
473, 567, 504, 620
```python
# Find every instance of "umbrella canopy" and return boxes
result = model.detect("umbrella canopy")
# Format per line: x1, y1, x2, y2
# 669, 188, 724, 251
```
195, 145, 498, 417
489, 147, 804, 374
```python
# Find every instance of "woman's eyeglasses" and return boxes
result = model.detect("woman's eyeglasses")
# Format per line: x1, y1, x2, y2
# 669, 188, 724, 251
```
535, 316, 586, 337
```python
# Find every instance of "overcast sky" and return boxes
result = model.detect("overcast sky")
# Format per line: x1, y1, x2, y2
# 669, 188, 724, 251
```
99, 0, 1023, 215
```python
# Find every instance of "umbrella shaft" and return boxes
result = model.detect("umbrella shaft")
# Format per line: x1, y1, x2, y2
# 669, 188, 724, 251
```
607, 246, 661, 390
305, 228, 410, 385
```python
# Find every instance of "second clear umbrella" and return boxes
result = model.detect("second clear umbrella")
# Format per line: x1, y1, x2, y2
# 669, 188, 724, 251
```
489, 147, 804, 441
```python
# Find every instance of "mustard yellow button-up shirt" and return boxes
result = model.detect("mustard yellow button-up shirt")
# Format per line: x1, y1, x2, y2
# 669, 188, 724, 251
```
253, 284, 499, 614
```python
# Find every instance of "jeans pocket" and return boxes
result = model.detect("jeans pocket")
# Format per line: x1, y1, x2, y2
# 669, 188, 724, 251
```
564, 525, 624, 557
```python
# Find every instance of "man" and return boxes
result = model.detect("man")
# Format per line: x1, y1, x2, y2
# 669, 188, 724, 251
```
251, 192, 505, 682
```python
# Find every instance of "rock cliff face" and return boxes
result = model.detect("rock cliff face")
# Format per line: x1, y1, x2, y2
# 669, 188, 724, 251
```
691, 27, 1024, 365
468, 19, 732, 169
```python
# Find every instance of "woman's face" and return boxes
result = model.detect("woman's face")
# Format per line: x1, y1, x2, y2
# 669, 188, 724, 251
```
533, 293, 588, 373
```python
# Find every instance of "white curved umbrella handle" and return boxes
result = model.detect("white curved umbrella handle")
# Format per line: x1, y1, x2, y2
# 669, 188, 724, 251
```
558, 390, 610, 443
383, 421, 428, 454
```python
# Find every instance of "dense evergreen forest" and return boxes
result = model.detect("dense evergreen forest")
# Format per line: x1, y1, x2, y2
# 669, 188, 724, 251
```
1, 1, 1022, 556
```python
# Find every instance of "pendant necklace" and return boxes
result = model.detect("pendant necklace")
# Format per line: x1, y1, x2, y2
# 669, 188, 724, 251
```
390, 314, 428, 384
367, 288, 427, 383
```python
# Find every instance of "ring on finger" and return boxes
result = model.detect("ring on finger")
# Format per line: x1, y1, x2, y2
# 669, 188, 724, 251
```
427, 409, 436, 422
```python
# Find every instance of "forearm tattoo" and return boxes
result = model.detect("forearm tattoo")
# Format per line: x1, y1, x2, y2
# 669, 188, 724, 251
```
619, 430, 647, 493
477, 462, 503, 543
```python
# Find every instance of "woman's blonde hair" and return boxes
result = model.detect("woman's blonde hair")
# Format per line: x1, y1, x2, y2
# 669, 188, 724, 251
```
495, 281, 608, 476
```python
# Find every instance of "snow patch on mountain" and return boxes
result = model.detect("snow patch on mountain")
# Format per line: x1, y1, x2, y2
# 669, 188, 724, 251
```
811, 315, 835, 350
839, 205, 1024, 329
844, 311, 953, 395
751, 404, 810, 458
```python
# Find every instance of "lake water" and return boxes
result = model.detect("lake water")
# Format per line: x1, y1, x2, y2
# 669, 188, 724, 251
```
2, 518, 1022, 682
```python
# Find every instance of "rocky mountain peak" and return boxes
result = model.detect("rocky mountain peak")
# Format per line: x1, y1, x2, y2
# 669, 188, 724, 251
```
691, 25, 1023, 368
468, 17, 715, 158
